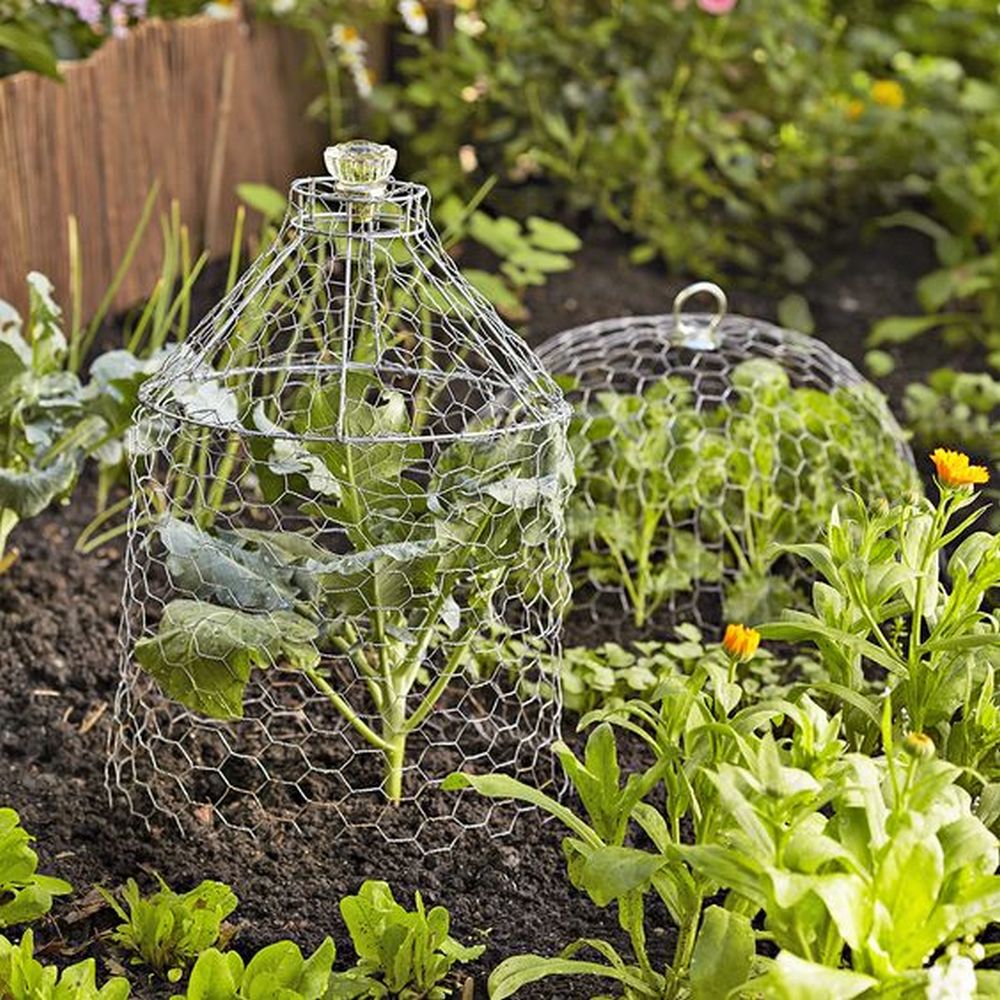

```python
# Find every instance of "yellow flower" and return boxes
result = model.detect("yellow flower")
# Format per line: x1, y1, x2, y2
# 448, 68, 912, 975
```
930, 448, 990, 489
903, 732, 935, 760
722, 623, 760, 663
870, 79, 905, 109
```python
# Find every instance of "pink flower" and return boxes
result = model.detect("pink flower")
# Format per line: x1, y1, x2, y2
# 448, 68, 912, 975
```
697, 0, 737, 13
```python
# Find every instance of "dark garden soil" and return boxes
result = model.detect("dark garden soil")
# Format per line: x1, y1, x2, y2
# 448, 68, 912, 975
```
0, 225, 967, 998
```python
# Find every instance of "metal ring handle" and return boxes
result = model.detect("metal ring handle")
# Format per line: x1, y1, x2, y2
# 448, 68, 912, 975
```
672, 280, 728, 349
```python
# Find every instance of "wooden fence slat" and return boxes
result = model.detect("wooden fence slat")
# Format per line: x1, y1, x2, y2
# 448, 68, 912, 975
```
0, 15, 324, 320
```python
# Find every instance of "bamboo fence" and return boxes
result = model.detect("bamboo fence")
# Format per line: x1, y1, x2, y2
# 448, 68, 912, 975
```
0, 14, 325, 319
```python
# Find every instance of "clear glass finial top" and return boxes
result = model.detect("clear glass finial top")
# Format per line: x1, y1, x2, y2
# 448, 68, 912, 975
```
324, 141, 397, 195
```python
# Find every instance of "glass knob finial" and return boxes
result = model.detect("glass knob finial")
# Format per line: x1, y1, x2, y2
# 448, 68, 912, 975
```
324, 140, 397, 194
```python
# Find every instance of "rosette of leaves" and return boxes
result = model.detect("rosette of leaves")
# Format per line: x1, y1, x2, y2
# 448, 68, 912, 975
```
136, 371, 567, 802
0, 929, 130, 1000
0, 808, 72, 928
98, 875, 238, 983
176, 939, 336, 1000
683, 745, 1000, 995
327, 881, 484, 999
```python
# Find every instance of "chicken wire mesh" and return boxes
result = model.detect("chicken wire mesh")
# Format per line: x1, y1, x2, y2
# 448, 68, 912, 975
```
535, 281, 921, 641
107, 141, 573, 851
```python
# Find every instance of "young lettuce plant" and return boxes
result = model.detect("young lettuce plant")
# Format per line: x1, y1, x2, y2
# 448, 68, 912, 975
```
328, 880, 484, 999
98, 875, 238, 982
0, 808, 72, 928
0, 929, 130, 1000
175, 939, 336, 1000
683, 712, 1000, 997
135, 371, 567, 803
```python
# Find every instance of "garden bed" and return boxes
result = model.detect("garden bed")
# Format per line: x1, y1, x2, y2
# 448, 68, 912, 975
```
0, 224, 972, 997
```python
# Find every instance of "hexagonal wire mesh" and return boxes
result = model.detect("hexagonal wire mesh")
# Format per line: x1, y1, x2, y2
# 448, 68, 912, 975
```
107, 141, 573, 852
535, 282, 921, 642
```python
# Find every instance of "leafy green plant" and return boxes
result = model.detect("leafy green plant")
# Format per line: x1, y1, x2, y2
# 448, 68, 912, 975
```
0, 808, 71, 929
327, 880, 484, 999
445, 718, 757, 1000
469, 622, 824, 716
565, 359, 920, 627
760, 455, 999, 760
133, 370, 567, 802
175, 939, 336, 1000
684, 727, 1000, 996
98, 876, 238, 982
0, 929, 130, 1000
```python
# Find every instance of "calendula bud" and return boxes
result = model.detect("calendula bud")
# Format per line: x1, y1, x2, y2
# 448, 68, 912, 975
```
903, 732, 935, 759
722, 623, 760, 663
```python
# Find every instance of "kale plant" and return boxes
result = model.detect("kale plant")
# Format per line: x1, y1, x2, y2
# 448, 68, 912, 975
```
134, 370, 567, 803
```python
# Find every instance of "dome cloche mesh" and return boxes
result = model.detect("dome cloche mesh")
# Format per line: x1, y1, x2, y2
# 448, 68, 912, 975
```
535, 281, 921, 641
108, 141, 573, 852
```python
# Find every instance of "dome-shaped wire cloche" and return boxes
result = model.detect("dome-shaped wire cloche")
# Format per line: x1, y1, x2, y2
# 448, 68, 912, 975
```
535, 281, 920, 641
108, 141, 573, 851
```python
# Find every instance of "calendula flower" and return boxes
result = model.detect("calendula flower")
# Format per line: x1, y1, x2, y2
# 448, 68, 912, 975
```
903, 731, 935, 760
846, 98, 865, 121
398, 0, 428, 35
722, 623, 760, 662
871, 79, 905, 109
697, 0, 738, 13
931, 448, 989, 489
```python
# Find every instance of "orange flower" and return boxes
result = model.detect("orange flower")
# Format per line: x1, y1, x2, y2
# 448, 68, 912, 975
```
930, 448, 990, 489
723, 623, 760, 662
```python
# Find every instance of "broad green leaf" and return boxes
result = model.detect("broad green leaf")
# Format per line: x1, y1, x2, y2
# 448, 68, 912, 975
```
747, 951, 877, 999
236, 183, 288, 222
575, 846, 668, 907
134, 599, 319, 719
0, 455, 77, 520
0, 25, 61, 80
183, 948, 244, 1000
689, 906, 754, 1000
159, 518, 298, 612
525, 217, 582, 253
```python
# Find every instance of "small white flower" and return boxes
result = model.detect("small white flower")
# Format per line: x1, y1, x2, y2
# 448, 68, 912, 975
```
270, 0, 295, 12
330, 23, 367, 59
927, 955, 977, 1000
458, 144, 478, 173
351, 61, 374, 99
398, 0, 428, 35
